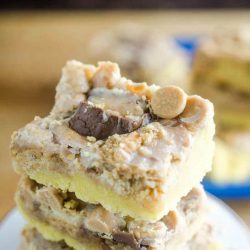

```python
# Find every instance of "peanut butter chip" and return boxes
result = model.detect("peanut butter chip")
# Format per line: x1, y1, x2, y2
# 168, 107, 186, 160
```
162, 211, 179, 230
180, 95, 209, 131
84, 207, 118, 234
151, 86, 187, 119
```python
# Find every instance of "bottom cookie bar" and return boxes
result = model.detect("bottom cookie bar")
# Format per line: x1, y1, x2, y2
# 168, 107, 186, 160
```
16, 177, 206, 250
19, 224, 218, 250
19, 227, 73, 250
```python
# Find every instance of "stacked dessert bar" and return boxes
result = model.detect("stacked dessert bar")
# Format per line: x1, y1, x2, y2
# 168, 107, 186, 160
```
191, 28, 250, 183
11, 61, 215, 249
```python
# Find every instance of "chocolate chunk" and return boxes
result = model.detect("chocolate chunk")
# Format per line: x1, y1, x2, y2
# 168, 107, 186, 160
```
101, 242, 112, 250
69, 102, 151, 140
78, 224, 95, 240
113, 231, 140, 250
32, 201, 41, 212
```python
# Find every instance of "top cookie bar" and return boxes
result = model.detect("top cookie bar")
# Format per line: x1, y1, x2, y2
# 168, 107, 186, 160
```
11, 60, 215, 221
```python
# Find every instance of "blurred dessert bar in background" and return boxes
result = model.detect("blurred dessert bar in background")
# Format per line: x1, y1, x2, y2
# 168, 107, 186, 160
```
210, 131, 250, 183
88, 24, 190, 90
191, 27, 250, 183
191, 27, 250, 129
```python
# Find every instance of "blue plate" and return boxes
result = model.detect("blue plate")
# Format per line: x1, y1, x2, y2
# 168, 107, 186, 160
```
174, 36, 199, 56
203, 179, 250, 199
175, 36, 250, 199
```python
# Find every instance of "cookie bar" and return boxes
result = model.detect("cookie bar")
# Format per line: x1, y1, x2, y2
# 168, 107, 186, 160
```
11, 60, 215, 221
192, 28, 250, 93
88, 24, 189, 90
16, 177, 207, 250
191, 28, 250, 129
19, 223, 218, 250
210, 131, 250, 183
191, 76, 250, 129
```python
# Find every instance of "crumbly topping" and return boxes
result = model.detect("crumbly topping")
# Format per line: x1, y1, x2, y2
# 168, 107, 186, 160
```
91, 62, 121, 89
51, 60, 94, 115
179, 95, 214, 132
50, 60, 213, 131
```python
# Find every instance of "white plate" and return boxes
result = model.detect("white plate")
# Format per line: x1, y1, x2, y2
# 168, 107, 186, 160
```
0, 195, 249, 250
